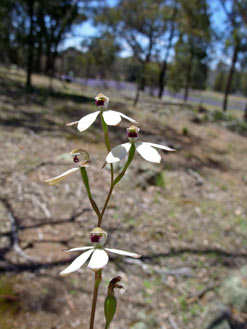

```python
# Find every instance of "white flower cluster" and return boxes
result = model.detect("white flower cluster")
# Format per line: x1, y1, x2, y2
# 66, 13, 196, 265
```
44, 93, 175, 275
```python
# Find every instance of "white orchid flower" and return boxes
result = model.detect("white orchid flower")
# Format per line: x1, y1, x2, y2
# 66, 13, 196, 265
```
60, 227, 141, 275
66, 93, 137, 132
44, 149, 89, 186
106, 125, 175, 164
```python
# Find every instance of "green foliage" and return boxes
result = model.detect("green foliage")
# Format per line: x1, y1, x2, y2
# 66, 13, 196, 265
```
241, 72, 247, 96
79, 33, 121, 79
155, 171, 166, 188
104, 295, 117, 329
214, 72, 227, 92
0, 277, 20, 329
168, 0, 210, 96
144, 62, 160, 88
182, 126, 189, 135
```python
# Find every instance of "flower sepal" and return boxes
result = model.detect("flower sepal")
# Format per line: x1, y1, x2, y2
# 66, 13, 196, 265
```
44, 149, 90, 186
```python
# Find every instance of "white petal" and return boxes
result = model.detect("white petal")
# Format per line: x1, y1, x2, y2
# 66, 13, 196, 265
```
44, 167, 79, 185
106, 143, 131, 163
119, 112, 137, 123
87, 249, 109, 270
59, 249, 94, 276
145, 142, 175, 152
65, 246, 94, 252
77, 111, 100, 132
105, 248, 141, 258
103, 110, 122, 125
136, 142, 161, 163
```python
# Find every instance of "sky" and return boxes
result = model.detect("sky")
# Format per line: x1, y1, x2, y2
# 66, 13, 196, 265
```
61, 0, 229, 67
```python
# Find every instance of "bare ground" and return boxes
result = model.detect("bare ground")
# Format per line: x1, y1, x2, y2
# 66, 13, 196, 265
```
0, 66, 247, 329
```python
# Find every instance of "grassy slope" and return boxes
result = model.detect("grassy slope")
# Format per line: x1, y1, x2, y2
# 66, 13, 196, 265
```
0, 66, 246, 329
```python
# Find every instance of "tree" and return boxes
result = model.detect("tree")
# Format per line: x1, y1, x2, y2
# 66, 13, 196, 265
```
232, 0, 247, 121
36, 0, 86, 78
80, 32, 120, 79
26, 0, 35, 88
95, 0, 168, 106
219, 0, 247, 111
213, 61, 228, 92
0, 0, 17, 64
168, 0, 211, 101
158, 0, 178, 99
0, 0, 87, 88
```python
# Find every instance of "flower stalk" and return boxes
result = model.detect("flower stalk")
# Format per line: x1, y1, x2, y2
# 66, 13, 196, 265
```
80, 167, 101, 220
89, 270, 102, 329
43, 93, 173, 329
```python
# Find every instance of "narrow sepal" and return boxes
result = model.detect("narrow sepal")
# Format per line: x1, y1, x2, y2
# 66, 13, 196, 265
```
44, 167, 79, 185
105, 248, 141, 258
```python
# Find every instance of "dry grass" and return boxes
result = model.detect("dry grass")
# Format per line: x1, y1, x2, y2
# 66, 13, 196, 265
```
0, 66, 247, 329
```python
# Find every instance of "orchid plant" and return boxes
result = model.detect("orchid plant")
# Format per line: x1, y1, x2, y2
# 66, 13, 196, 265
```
44, 93, 174, 329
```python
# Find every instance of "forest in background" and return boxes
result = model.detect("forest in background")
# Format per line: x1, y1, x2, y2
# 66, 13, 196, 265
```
0, 0, 247, 113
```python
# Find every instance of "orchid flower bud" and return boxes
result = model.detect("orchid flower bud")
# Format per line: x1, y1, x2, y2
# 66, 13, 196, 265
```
104, 277, 123, 329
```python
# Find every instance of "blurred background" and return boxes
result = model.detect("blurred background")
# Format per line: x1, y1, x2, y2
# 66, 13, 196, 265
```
0, 0, 247, 328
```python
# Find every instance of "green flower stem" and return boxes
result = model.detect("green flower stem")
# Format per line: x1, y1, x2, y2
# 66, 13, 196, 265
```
98, 144, 135, 227
100, 112, 111, 152
100, 112, 114, 184
89, 270, 102, 329
98, 184, 114, 227
112, 143, 135, 187
80, 167, 101, 220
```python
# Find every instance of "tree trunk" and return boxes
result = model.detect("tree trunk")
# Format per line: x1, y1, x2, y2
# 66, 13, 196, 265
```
158, 6, 177, 99
184, 82, 189, 102
184, 63, 192, 102
133, 63, 146, 107
158, 60, 167, 99
133, 85, 141, 107
45, 47, 52, 74
26, 0, 35, 88
244, 101, 247, 122
222, 44, 239, 112
34, 35, 43, 73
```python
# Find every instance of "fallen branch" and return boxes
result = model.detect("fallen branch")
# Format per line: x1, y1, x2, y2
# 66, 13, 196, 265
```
186, 283, 219, 304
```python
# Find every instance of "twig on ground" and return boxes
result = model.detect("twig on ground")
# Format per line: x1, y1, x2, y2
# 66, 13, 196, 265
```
168, 316, 179, 329
186, 283, 219, 304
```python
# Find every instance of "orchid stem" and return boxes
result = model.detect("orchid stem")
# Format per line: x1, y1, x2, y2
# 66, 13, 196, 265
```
98, 144, 135, 227
80, 167, 101, 220
89, 270, 102, 329
98, 184, 114, 227
98, 113, 114, 227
